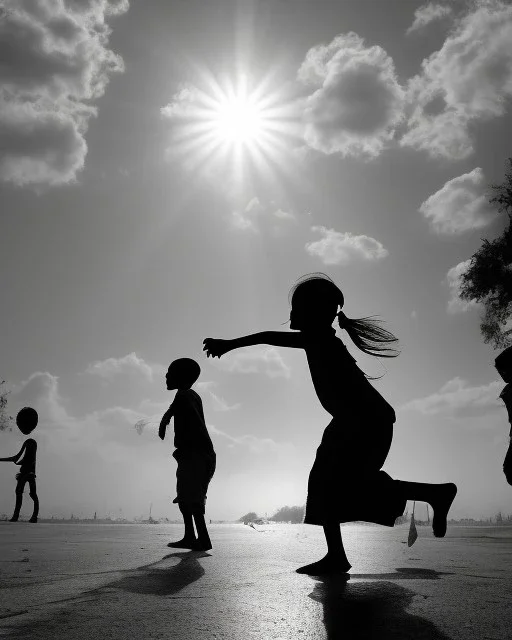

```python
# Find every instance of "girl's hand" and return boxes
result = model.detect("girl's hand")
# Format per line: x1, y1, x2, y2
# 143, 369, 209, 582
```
203, 338, 230, 358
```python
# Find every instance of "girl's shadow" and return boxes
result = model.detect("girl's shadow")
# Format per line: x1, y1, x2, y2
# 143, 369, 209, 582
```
109, 551, 210, 597
309, 572, 452, 640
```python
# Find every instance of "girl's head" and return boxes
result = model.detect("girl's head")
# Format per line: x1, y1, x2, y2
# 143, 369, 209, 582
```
289, 273, 399, 359
16, 407, 38, 435
289, 273, 342, 331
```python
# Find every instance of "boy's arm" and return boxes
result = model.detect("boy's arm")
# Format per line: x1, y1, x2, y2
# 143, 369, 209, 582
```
158, 404, 175, 440
0, 443, 26, 463
203, 331, 304, 358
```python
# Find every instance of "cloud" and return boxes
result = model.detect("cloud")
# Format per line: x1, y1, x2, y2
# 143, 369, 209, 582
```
305, 226, 388, 265
0, 0, 128, 186
401, 377, 502, 417
85, 353, 155, 381
209, 425, 294, 454
298, 32, 404, 158
445, 260, 480, 314
401, 1, 512, 159
419, 168, 495, 234
406, 3, 452, 34
195, 381, 241, 412
232, 197, 295, 232
160, 84, 201, 119
213, 347, 291, 379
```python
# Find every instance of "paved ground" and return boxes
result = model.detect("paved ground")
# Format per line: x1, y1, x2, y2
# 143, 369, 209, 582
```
0, 522, 511, 639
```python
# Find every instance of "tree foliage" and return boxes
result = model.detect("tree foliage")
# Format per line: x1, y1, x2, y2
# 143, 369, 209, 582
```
459, 159, 512, 348
269, 505, 305, 523
238, 511, 258, 522
0, 381, 13, 432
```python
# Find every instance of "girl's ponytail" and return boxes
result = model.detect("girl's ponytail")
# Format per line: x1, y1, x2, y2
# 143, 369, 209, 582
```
337, 310, 399, 358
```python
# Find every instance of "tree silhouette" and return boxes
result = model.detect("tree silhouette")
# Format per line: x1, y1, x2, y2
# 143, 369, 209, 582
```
238, 511, 258, 522
460, 158, 512, 348
269, 505, 305, 523
0, 381, 13, 432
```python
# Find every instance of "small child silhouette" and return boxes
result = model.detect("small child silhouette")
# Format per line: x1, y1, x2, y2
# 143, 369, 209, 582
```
0, 407, 39, 523
204, 273, 457, 575
159, 358, 216, 551
495, 346, 512, 485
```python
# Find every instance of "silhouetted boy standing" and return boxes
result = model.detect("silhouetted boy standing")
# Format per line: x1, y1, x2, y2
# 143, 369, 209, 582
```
0, 407, 39, 522
159, 358, 215, 551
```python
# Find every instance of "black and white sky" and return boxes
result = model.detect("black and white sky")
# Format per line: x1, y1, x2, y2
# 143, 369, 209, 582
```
1, 0, 512, 521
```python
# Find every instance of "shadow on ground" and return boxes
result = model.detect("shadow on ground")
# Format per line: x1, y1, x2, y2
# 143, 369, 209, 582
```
309, 570, 453, 640
108, 551, 209, 596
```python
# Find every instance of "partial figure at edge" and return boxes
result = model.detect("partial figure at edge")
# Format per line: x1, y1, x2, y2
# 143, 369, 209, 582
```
0, 407, 39, 522
496, 346, 512, 485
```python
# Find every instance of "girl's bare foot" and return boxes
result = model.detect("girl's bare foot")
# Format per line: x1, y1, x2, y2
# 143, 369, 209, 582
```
167, 538, 197, 549
9, 516, 19, 522
432, 483, 457, 538
29, 516, 37, 523
296, 554, 351, 576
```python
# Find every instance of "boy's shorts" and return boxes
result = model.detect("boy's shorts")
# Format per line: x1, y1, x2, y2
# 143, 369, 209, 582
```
173, 451, 216, 514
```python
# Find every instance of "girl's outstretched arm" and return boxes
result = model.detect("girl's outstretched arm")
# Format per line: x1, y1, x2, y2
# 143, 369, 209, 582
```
203, 331, 304, 358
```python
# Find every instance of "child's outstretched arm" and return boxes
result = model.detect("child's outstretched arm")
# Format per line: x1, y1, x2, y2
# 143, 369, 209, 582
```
203, 331, 304, 358
0, 443, 26, 464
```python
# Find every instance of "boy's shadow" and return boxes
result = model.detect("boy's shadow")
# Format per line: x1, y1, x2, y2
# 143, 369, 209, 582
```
109, 551, 210, 597
309, 569, 452, 640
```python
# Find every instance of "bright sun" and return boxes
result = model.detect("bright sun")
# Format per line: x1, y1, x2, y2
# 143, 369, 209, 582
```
165, 72, 299, 176
213, 95, 264, 144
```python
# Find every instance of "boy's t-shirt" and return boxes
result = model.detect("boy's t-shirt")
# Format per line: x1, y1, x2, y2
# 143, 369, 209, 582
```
172, 389, 215, 456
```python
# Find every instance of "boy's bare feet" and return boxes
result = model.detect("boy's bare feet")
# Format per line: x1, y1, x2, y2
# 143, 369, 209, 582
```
167, 538, 197, 549
190, 539, 212, 551
432, 483, 457, 538
29, 516, 38, 523
9, 516, 19, 522
296, 554, 351, 576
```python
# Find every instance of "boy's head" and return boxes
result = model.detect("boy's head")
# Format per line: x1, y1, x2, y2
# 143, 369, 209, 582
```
496, 346, 512, 384
16, 407, 38, 435
166, 358, 201, 390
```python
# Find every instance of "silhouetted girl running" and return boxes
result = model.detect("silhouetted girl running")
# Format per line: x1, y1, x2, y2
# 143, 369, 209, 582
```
203, 273, 457, 575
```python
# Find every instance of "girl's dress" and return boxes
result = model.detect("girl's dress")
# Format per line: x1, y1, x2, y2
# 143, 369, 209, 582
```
302, 329, 406, 526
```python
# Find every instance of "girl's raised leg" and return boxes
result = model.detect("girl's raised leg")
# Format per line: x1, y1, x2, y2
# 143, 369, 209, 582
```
399, 481, 457, 537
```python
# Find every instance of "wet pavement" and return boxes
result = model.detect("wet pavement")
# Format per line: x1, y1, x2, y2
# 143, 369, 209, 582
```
0, 522, 511, 639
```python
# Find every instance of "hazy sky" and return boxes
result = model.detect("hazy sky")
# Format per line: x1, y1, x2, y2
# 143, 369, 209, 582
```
1, 0, 512, 521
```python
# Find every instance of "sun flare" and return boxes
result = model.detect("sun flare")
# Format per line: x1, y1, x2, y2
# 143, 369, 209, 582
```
163, 72, 299, 178
212, 95, 265, 145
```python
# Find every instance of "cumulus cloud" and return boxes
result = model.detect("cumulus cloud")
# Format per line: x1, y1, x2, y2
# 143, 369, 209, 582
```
195, 381, 241, 412
406, 3, 452, 34
446, 260, 480, 314
232, 196, 295, 232
298, 32, 404, 158
305, 226, 388, 265
213, 347, 291, 379
0, 0, 128, 186
85, 353, 155, 381
419, 168, 495, 234
401, 377, 502, 417
209, 425, 294, 454
401, 1, 512, 159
